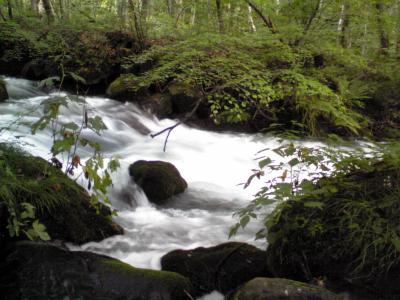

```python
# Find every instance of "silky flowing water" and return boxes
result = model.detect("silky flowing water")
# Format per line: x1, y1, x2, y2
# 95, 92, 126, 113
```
0, 77, 303, 299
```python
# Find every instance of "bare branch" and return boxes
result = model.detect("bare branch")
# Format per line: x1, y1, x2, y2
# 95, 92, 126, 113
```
244, 0, 276, 33
150, 97, 203, 152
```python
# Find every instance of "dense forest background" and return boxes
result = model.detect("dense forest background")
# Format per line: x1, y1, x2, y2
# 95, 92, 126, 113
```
3, 1, 400, 299
2, 0, 400, 138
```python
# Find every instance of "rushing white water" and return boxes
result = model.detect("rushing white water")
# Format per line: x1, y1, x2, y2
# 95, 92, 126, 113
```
0, 77, 286, 273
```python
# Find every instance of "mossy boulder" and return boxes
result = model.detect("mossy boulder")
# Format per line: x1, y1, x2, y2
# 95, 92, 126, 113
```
168, 82, 202, 115
106, 74, 147, 100
0, 79, 8, 102
229, 278, 339, 300
265, 160, 400, 297
0, 144, 123, 245
0, 241, 194, 300
0, 23, 38, 76
161, 242, 270, 296
129, 160, 187, 204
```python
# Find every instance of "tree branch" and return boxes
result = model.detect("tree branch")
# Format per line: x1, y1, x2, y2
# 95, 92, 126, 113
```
150, 96, 203, 152
244, 0, 276, 33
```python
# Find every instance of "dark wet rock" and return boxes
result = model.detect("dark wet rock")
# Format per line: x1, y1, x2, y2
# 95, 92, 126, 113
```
229, 278, 340, 300
0, 79, 8, 101
161, 242, 270, 296
129, 160, 187, 204
0, 241, 194, 300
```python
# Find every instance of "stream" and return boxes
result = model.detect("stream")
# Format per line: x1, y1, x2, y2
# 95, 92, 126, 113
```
1, 77, 298, 299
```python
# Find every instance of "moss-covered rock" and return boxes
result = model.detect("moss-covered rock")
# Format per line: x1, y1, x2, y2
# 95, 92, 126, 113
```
106, 74, 146, 99
129, 160, 187, 204
0, 144, 123, 244
265, 160, 400, 297
161, 242, 270, 296
0, 23, 38, 76
0, 79, 8, 102
168, 82, 202, 114
229, 278, 339, 300
0, 241, 194, 300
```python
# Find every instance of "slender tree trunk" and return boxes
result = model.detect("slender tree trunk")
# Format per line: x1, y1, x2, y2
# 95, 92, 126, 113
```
42, 0, 55, 23
275, 0, 280, 15
31, 0, 39, 12
338, 3, 350, 48
141, 0, 150, 35
396, 0, 400, 56
0, 8, 6, 21
295, 0, 322, 45
216, 0, 225, 33
117, 0, 128, 26
59, 0, 64, 20
244, 0, 276, 33
190, 2, 196, 26
376, 2, 389, 55
166, 0, 173, 16
6, 0, 13, 19
248, 5, 256, 32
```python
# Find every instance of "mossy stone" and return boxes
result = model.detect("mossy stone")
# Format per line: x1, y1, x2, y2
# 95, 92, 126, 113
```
161, 242, 270, 296
0, 144, 123, 244
0, 241, 194, 300
229, 278, 340, 300
129, 160, 187, 204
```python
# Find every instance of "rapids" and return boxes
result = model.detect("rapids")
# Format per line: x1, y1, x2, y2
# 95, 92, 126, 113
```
1, 77, 299, 299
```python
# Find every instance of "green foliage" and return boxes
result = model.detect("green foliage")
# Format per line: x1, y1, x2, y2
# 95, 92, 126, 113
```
120, 34, 368, 136
30, 94, 120, 211
0, 144, 59, 241
231, 141, 400, 284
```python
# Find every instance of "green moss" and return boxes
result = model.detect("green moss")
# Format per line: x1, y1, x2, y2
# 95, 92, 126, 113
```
129, 160, 187, 204
101, 259, 187, 281
0, 143, 122, 244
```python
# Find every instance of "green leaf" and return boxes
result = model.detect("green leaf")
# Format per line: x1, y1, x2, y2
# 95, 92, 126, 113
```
288, 158, 300, 167
275, 183, 293, 197
68, 72, 87, 85
63, 122, 79, 131
20, 203, 35, 219
304, 201, 324, 209
229, 223, 240, 239
258, 157, 272, 169
88, 116, 107, 135
240, 215, 250, 228
391, 234, 400, 252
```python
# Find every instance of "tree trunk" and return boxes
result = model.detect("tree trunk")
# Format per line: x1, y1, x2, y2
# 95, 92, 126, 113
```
248, 5, 256, 32
31, 0, 39, 12
376, 2, 389, 55
338, 3, 350, 48
6, 0, 13, 19
59, 0, 64, 20
42, 0, 55, 23
0, 8, 6, 21
216, 0, 225, 33
295, 0, 322, 46
244, 0, 276, 33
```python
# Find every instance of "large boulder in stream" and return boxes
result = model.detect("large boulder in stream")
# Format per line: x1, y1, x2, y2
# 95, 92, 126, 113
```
0, 144, 123, 245
161, 242, 270, 296
0, 241, 194, 300
228, 278, 339, 300
0, 79, 8, 101
129, 160, 187, 204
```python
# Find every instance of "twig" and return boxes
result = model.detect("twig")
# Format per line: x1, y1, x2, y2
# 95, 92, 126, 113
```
150, 97, 203, 152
